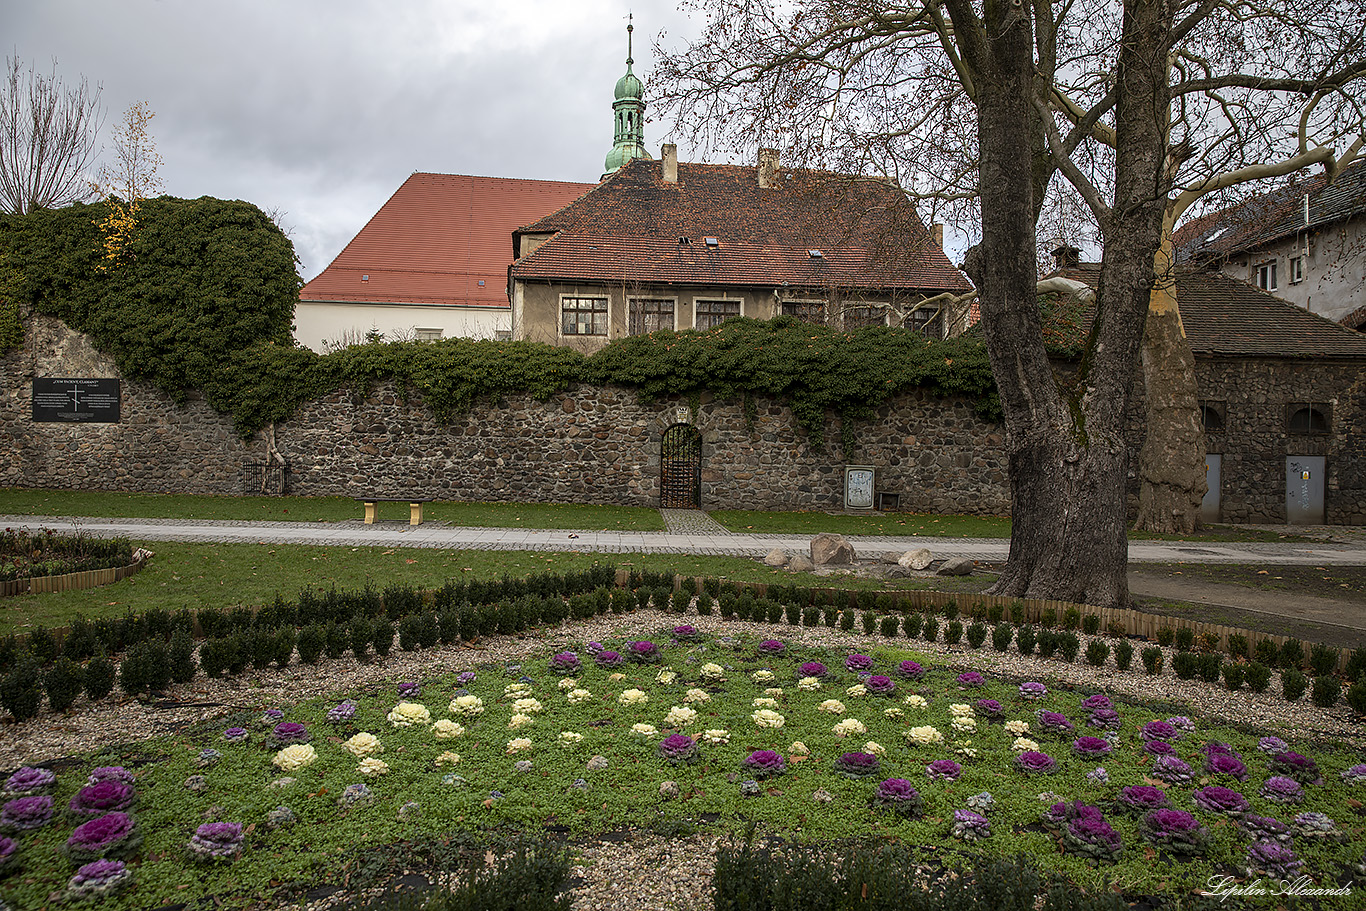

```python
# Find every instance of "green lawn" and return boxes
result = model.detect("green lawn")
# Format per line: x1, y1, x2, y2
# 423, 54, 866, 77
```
0, 488, 665, 531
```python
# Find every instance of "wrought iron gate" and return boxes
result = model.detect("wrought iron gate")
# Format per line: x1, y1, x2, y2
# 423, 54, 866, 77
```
660, 424, 702, 508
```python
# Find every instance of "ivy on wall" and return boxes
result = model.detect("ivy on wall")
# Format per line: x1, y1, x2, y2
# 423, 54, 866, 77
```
2, 198, 1015, 443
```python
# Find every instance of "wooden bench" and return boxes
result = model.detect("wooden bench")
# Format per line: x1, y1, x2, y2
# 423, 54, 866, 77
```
355, 497, 430, 526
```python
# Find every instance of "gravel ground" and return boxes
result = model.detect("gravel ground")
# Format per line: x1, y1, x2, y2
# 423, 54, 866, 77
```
5, 609, 1363, 911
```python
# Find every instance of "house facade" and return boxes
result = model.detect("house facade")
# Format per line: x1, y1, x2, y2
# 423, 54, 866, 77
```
1173, 160, 1366, 325
510, 147, 971, 353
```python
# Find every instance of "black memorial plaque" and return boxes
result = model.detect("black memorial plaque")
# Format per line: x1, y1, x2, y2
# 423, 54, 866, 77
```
32, 378, 121, 423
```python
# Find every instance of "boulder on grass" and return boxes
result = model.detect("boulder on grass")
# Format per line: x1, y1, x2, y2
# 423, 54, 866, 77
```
788, 555, 815, 573
810, 533, 855, 565
899, 548, 933, 571
936, 557, 975, 576
881, 551, 902, 564
764, 548, 790, 567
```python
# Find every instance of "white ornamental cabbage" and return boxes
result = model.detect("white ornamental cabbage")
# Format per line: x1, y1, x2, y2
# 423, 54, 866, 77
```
388, 702, 432, 728
618, 689, 649, 705
343, 733, 383, 758
684, 688, 711, 704
272, 744, 318, 772
357, 758, 389, 777
511, 697, 544, 715
567, 688, 593, 704
431, 720, 465, 740
450, 695, 484, 717
833, 718, 867, 737
818, 699, 847, 715
506, 737, 533, 754
664, 706, 698, 727
752, 709, 785, 729
906, 726, 945, 747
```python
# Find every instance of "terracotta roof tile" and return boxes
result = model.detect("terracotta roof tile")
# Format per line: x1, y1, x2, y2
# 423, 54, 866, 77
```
301, 172, 594, 308
512, 158, 970, 293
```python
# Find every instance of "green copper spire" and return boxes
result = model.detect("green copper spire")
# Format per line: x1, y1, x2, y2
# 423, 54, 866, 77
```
604, 15, 651, 176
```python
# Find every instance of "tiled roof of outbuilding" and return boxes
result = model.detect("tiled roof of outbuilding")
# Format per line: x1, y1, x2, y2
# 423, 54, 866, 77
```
1056, 266, 1366, 359
301, 172, 594, 309
512, 158, 970, 293
1173, 159, 1366, 263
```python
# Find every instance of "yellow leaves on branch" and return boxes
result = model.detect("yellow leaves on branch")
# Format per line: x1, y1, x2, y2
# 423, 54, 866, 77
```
93, 101, 163, 271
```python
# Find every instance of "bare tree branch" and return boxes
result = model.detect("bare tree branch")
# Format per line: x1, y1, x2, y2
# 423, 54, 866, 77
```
0, 56, 104, 215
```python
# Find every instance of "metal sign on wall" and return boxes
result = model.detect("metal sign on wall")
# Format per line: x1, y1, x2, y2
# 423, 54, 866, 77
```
32, 378, 121, 423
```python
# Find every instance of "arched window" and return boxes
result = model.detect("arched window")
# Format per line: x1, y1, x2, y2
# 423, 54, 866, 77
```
1200, 402, 1224, 432
1287, 404, 1329, 434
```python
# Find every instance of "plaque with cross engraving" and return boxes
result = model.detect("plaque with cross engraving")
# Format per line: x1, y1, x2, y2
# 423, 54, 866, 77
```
32, 378, 121, 423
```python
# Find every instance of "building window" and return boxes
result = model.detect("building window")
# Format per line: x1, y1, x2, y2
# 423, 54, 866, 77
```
628, 298, 675, 336
842, 305, 887, 330
494, 330, 511, 342
694, 299, 741, 330
903, 306, 943, 339
413, 328, 443, 341
781, 300, 826, 324
1287, 402, 1330, 434
1199, 401, 1225, 432
562, 296, 608, 336
1288, 255, 1304, 284
1255, 260, 1278, 291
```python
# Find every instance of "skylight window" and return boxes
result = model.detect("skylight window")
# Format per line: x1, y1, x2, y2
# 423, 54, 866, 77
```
704, 236, 719, 247
808, 249, 823, 258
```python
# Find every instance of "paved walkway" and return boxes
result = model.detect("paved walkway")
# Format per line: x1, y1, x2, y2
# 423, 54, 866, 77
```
5, 513, 1366, 565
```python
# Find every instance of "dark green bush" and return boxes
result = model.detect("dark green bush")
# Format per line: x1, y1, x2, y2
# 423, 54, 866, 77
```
1279, 638, 1305, 671
719, 597, 735, 621
1081, 614, 1100, 635
991, 623, 1013, 652
1222, 662, 1245, 690
903, 612, 922, 638
986, 603, 1004, 624
271, 627, 296, 668
823, 605, 838, 627
947, 620, 966, 646
297, 624, 325, 665
840, 609, 856, 632
1311, 675, 1341, 708
1172, 651, 1199, 680
696, 594, 714, 617
168, 629, 197, 684
437, 610, 462, 645
63, 617, 97, 662
1039, 608, 1056, 629
372, 620, 395, 656
248, 627, 275, 671
1058, 631, 1080, 663
25, 626, 57, 666
1113, 639, 1133, 672
83, 650, 115, 700
1173, 627, 1194, 652
922, 617, 939, 643
44, 656, 83, 712
942, 601, 959, 622
1347, 679, 1366, 716
1141, 646, 1163, 675
1226, 634, 1249, 660
1016, 625, 1037, 656
1246, 661, 1272, 693
1062, 608, 1081, 631
861, 611, 876, 635
1008, 600, 1026, 625
1156, 627, 1175, 647
425, 840, 573, 911
325, 621, 349, 660
119, 639, 170, 695
0, 653, 43, 720
1253, 638, 1280, 666
1197, 653, 1223, 683
880, 615, 900, 637
1085, 639, 1110, 668
418, 613, 441, 649
1282, 668, 1308, 702
611, 590, 633, 615
1345, 647, 1366, 683
199, 637, 232, 678
1309, 643, 1338, 676
1037, 630, 1058, 659
802, 606, 820, 627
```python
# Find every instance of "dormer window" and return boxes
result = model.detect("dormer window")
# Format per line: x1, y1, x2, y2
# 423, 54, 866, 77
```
1255, 260, 1277, 291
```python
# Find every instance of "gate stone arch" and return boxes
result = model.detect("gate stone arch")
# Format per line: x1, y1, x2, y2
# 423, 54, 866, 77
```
659, 423, 703, 508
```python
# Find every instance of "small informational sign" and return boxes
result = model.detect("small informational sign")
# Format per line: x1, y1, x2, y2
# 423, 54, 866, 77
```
845, 466, 875, 510
32, 378, 121, 423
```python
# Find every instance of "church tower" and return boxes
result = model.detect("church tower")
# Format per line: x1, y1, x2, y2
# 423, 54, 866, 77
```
603, 17, 652, 177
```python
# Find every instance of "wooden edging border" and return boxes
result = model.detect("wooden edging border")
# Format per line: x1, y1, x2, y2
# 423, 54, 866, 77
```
0, 549, 153, 599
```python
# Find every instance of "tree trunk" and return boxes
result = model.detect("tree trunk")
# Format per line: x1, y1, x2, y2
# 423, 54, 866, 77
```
1135, 225, 1207, 533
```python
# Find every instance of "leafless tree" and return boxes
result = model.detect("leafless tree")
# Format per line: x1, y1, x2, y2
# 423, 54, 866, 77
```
0, 56, 104, 215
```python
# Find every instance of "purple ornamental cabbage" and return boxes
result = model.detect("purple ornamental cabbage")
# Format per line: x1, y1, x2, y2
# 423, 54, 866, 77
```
64, 858, 133, 900
1, 795, 54, 831
926, 759, 962, 781
1151, 756, 1194, 785
1257, 736, 1289, 755
187, 822, 244, 862
1268, 751, 1321, 785
325, 701, 357, 724
672, 625, 701, 642
799, 661, 829, 679
1072, 736, 1111, 759
1086, 767, 1110, 784
1204, 752, 1249, 780
269, 722, 310, 748
1143, 740, 1176, 757
1341, 764, 1366, 784
1014, 751, 1057, 774
1042, 800, 1104, 831
456, 670, 478, 684
846, 654, 874, 673
1142, 809, 1210, 856
955, 671, 984, 688
1087, 709, 1122, 730
1293, 811, 1340, 840
0, 835, 15, 875
1165, 716, 1195, 732
1036, 711, 1075, 735
757, 640, 786, 657
974, 699, 1003, 719
65, 812, 140, 862
4, 766, 55, 795
1117, 786, 1171, 814
896, 660, 925, 681
951, 809, 991, 841
1201, 740, 1235, 756
397, 681, 422, 699
594, 650, 624, 670
69, 781, 135, 817
657, 734, 699, 765
1019, 681, 1047, 700
1081, 694, 1113, 711
1246, 841, 1304, 880
865, 675, 896, 697
1241, 814, 1291, 844
628, 641, 661, 664
86, 767, 134, 786
872, 779, 923, 817
261, 708, 284, 723
1066, 814, 1123, 861
549, 651, 581, 674
742, 750, 787, 779
834, 751, 882, 778
1192, 785, 1250, 817
1140, 720, 1178, 742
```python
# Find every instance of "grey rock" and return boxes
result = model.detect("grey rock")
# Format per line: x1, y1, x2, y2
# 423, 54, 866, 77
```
899, 548, 933, 570
514, 760, 533, 773
810, 533, 855, 565
936, 557, 975, 576
763, 548, 790, 567
880, 551, 902, 564
787, 555, 815, 573
885, 566, 914, 579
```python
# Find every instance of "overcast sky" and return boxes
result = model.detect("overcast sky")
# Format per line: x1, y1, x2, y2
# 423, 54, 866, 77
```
7, 0, 704, 280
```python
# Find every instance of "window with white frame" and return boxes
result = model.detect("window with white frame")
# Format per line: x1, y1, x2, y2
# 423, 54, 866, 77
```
1289, 255, 1304, 284
1255, 260, 1278, 291
628, 298, 675, 336
781, 299, 827, 324
413, 328, 443, 341
694, 299, 741, 330
562, 296, 609, 336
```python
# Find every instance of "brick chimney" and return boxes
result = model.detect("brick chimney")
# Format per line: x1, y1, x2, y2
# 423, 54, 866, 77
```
1052, 244, 1082, 270
661, 144, 678, 184
758, 148, 779, 188
931, 223, 943, 248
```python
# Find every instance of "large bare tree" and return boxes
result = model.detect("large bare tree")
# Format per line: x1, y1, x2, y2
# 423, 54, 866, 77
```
654, 0, 1362, 608
0, 56, 104, 215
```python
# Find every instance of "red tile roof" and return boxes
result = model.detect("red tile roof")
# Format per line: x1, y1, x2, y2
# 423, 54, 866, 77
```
512, 158, 970, 293
301, 172, 594, 309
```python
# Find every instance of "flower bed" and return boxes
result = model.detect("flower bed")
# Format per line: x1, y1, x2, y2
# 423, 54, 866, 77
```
0, 629, 1361, 909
